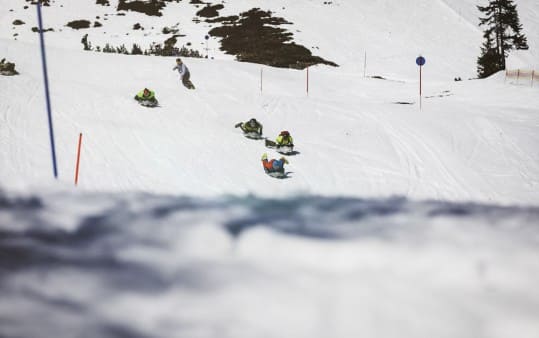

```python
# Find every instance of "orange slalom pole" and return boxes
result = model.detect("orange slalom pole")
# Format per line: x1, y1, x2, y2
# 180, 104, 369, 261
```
75, 133, 83, 185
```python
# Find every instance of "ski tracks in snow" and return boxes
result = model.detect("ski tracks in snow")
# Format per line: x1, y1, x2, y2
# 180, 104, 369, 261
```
1, 77, 42, 179
364, 109, 473, 200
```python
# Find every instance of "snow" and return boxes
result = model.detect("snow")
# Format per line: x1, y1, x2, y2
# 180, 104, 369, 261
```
1, 189, 539, 338
1, 38, 538, 203
1, 0, 539, 337
2, 0, 538, 79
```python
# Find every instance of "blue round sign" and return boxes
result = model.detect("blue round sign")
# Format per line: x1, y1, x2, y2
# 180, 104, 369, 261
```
416, 56, 426, 66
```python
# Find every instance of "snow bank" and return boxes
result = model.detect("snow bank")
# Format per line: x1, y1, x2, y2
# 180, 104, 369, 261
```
1, 187, 539, 338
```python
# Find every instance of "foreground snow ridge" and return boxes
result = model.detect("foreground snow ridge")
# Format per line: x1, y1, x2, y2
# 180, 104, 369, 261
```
1, 188, 539, 338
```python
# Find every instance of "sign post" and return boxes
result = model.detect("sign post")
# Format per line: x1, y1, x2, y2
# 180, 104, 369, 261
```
204, 35, 209, 58
416, 56, 426, 110
363, 50, 367, 78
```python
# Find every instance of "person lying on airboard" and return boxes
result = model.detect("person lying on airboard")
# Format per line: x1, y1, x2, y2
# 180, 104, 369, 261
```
235, 118, 263, 135
134, 88, 157, 103
275, 130, 293, 146
261, 153, 288, 173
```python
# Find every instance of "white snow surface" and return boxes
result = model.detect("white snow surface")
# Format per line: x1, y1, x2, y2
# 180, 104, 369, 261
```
1, 38, 538, 203
1, 1, 539, 337
1, 189, 539, 338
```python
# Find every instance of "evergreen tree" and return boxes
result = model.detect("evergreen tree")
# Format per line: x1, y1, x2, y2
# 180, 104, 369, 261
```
477, 0, 529, 78
477, 35, 501, 78
81, 34, 92, 51
116, 44, 129, 54
131, 43, 143, 55
102, 43, 116, 53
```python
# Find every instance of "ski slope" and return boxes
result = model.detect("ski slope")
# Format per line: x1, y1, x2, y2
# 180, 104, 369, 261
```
1, 38, 539, 204
1, 1, 539, 337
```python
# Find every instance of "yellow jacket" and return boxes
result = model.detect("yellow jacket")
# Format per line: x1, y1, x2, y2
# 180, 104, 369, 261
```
276, 135, 293, 145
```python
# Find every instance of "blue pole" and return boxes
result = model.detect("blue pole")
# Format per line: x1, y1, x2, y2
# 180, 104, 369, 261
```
37, 2, 58, 178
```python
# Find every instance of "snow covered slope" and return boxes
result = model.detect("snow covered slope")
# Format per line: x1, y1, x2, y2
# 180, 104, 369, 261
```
1, 1, 539, 337
1, 38, 538, 204
2, 0, 538, 79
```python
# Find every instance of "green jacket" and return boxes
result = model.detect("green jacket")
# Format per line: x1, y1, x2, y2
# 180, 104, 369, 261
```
136, 89, 156, 101
242, 121, 263, 134
276, 135, 293, 145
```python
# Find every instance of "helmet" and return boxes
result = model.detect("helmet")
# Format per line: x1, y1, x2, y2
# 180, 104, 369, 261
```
249, 118, 257, 127
280, 130, 290, 136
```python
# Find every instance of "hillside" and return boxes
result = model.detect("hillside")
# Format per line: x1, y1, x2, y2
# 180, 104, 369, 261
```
1, 1, 539, 337
1, 37, 539, 203
2, 0, 538, 79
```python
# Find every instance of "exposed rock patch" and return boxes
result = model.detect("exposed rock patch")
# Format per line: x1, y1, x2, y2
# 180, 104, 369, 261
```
208, 8, 337, 69
196, 4, 224, 18
66, 20, 91, 30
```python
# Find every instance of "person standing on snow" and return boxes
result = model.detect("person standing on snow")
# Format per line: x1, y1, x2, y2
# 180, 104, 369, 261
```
172, 58, 195, 90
